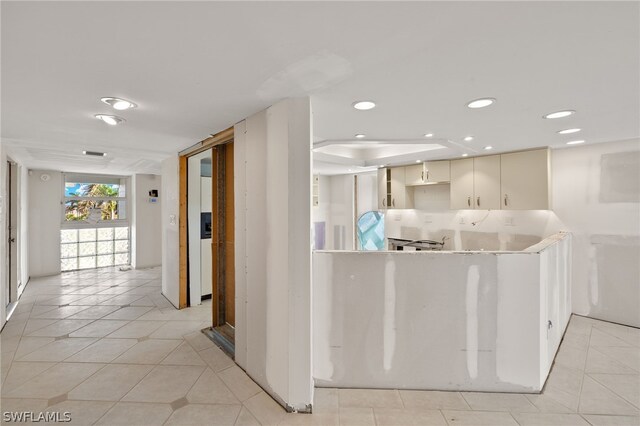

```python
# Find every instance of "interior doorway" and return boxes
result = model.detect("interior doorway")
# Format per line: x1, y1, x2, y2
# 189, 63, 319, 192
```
187, 150, 213, 306
180, 127, 235, 355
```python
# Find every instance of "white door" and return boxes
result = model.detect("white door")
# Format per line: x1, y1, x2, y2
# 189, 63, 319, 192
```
473, 155, 501, 210
450, 158, 474, 209
377, 168, 388, 210
404, 164, 424, 186
501, 149, 550, 210
424, 161, 450, 183
389, 167, 406, 208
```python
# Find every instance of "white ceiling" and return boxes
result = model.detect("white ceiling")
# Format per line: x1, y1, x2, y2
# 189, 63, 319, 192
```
2, 2, 638, 175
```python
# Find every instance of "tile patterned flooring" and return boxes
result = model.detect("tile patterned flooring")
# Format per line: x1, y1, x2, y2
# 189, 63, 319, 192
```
1, 267, 638, 425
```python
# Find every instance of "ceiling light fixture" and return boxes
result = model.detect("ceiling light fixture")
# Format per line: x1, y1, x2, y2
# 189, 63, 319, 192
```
558, 128, 581, 134
424, 133, 434, 138
355, 134, 366, 139
464, 136, 474, 142
95, 114, 125, 125
352, 101, 376, 110
484, 146, 493, 150
543, 110, 575, 119
566, 140, 585, 145
415, 160, 421, 163
462, 153, 469, 157
101, 97, 137, 110
467, 98, 496, 109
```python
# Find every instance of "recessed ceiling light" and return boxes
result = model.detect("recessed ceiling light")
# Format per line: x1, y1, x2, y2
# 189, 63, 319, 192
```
415, 160, 421, 163
101, 97, 137, 110
467, 98, 496, 109
557, 128, 581, 134
464, 136, 474, 142
95, 114, 125, 125
353, 101, 376, 110
543, 110, 575, 119
355, 134, 366, 138
424, 133, 434, 138
484, 146, 493, 150
462, 153, 469, 157
566, 140, 585, 145
379, 165, 384, 168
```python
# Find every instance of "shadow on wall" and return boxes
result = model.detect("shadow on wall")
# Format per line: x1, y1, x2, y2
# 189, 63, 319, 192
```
600, 151, 640, 203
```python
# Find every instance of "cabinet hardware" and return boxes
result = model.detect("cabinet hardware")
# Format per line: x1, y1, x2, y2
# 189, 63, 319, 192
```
467, 196, 471, 207
382, 198, 386, 207
477, 197, 480, 207
504, 194, 509, 206
426, 171, 430, 180
392, 198, 395, 207
421, 171, 424, 181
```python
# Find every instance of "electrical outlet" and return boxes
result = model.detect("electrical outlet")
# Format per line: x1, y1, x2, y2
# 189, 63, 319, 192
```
394, 214, 401, 221
504, 216, 515, 226
424, 215, 433, 223
459, 215, 466, 225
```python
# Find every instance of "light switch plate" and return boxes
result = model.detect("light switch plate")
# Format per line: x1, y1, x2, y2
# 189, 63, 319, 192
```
459, 215, 466, 225
504, 216, 515, 226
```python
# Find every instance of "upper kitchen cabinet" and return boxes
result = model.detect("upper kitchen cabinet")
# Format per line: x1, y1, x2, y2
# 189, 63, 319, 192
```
501, 148, 550, 210
405, 161, 450, 186
450, 155, 501, 210
424, 161, 450, 183
450, 158, 474, 209
378, 167, 414, 209
473, 155, 501, 210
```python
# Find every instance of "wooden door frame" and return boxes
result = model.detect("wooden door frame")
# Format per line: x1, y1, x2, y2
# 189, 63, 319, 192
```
178, 127, 234, 309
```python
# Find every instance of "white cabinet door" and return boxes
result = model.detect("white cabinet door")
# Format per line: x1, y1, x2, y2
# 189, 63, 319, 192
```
424, 161, 450, 183
501, 149, 550, 210
450, 158, 474, 209
473, 155, 501, 210
377, 168, 388, 209
390, 167, 410, 208
404, 164, 424, 186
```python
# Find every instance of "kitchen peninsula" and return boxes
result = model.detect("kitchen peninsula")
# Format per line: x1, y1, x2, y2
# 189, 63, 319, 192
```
313, 232, 571, 392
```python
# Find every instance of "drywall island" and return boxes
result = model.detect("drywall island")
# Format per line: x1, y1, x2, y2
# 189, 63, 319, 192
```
313, 232, 571, 392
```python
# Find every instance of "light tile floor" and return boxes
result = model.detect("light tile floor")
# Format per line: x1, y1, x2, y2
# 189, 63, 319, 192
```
1, 267, 639, 425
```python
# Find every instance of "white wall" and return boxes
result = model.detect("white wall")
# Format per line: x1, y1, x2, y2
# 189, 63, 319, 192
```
385, 196, 560, 251
28, 170, 63, 277
131, 174, 162, 269
552, 139, 640, 327
312, 174, 356, 250
161, 156, 180, 308
235, 97, 313, 411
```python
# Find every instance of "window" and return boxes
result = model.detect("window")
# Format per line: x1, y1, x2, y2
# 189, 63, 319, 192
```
61, 174, 130, 271
63, 177, 127, 223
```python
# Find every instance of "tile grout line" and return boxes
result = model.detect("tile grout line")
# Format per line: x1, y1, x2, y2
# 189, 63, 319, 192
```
586, 372, 640, 410
575, 324, 594, 414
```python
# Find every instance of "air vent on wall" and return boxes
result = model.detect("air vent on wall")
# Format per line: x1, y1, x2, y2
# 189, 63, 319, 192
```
83, 150, 107, 157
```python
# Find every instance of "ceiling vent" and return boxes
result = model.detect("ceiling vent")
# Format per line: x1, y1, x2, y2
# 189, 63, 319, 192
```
83, 150, 107, 157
